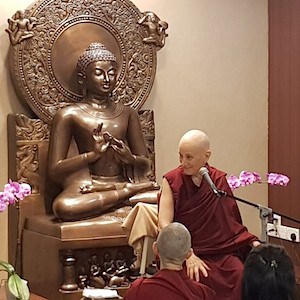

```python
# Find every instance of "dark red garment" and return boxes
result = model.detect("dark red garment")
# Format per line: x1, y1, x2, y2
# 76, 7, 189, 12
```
164, 165, 258, 300
124, 269, 216, 300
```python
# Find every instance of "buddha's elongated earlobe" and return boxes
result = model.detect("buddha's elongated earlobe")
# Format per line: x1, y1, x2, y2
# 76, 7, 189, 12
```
82, 84, 87, 98
78, 72, 87, 98
77, 72, 84, 85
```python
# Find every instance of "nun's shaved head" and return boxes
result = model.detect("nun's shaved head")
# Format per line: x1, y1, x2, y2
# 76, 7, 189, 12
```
156, 222, 191, 263
179, 129, 210, 153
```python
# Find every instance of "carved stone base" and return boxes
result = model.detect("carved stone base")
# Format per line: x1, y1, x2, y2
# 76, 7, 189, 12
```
22, 208, 135, 300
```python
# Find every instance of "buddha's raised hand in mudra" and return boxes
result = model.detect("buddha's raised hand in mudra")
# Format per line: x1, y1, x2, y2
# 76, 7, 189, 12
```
47, 43, 157, 221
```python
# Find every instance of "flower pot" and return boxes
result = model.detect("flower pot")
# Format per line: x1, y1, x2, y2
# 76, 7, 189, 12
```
0, 280, 16, 300
6, 285, 17, 300
0, 278, 29, 300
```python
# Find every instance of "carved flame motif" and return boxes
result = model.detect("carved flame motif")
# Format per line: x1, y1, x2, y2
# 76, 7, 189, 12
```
14, 114, 50, 193
16, 144, 40, 194
139, 110, 155, 181
15, 114, 50, 141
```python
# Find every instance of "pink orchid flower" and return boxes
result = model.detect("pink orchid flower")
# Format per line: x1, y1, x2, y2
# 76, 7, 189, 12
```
239, 171, 256, 186
227, 171, 290, 191
267, 173, 290, 186
15, 183, 31, 200
0, 180, 32, 213
227, 175, 241, 191
0, 190, 16, 205
252, 172, 262, 183
0, 202, 8, 212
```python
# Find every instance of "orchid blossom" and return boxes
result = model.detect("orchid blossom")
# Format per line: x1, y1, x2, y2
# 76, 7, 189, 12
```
0, 180, 31, 212
0, 180, 31, 299
227, 171, 290, 191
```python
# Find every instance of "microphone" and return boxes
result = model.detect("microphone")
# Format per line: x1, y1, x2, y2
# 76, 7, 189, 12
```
199, 167, 223, 197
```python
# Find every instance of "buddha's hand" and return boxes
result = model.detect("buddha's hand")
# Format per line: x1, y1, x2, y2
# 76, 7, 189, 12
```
186, 250, 210, 282
110, 138, 135, 165
93, 124, 110, 157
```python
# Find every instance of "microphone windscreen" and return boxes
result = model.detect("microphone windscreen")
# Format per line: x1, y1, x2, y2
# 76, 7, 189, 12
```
199, 166, 208, 175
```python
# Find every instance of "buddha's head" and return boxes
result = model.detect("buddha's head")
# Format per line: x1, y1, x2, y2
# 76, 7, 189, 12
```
77, 42, 118, 97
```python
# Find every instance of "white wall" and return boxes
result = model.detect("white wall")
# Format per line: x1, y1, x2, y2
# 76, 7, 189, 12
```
0, 0, 268, 268
134, 0, 268, 235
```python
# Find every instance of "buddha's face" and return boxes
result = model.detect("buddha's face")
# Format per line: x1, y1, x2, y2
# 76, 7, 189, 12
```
84, 60, 117, 96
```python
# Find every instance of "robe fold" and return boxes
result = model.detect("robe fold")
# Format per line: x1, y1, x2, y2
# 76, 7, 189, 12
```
164, 165, 258, 300
124, 269, 216, 300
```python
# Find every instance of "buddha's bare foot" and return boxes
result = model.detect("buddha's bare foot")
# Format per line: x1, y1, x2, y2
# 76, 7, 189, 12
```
125, 181, 159, 194
80, 183, 116, 194
152, 181, 160, 190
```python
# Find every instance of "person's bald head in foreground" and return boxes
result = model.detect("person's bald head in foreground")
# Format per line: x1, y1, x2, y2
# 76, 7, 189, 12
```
153, 222, 192, 270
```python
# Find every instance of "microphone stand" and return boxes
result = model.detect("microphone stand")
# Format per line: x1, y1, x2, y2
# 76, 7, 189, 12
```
218, 190, 300, 243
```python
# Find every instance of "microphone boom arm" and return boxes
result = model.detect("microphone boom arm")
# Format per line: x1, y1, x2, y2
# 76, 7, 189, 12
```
218, 190, 300, 242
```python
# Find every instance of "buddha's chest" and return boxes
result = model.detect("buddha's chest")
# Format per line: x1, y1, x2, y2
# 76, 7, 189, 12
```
72, 114, 129, 140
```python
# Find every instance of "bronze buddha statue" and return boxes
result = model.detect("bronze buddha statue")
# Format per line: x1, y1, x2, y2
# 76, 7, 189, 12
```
47, 42, 157, 221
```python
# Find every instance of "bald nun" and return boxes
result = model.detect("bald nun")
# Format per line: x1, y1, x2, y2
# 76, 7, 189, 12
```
159, 129, 260, 300
123, 129, 259, 300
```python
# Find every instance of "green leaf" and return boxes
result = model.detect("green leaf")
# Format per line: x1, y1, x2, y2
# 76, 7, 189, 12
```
0, 261, 15, 275
8, 274, 30, 300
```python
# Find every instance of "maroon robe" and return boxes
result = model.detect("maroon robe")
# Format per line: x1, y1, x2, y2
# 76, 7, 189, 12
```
124, 269, 216, 300
164, 165, 258, 300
